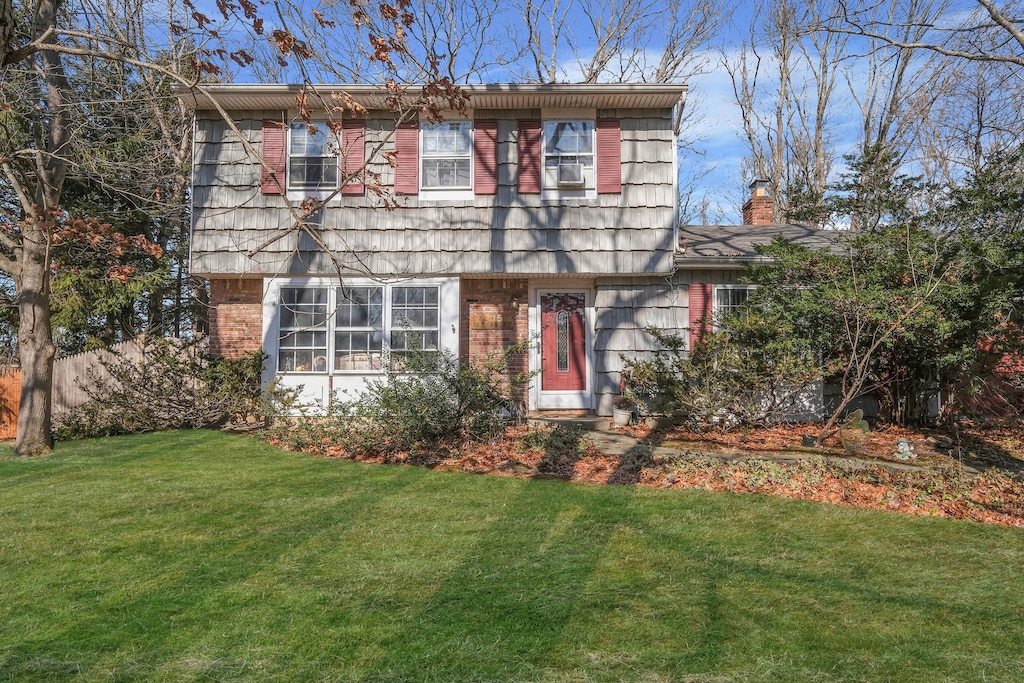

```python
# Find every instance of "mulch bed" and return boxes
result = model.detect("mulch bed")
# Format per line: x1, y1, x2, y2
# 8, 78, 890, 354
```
264, 420, 1024, 528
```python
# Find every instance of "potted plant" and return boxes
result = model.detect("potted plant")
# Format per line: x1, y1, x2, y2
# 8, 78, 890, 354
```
612, 394, 635, 427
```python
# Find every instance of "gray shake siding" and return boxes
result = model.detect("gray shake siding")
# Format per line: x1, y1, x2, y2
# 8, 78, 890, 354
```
592, 270, 744, 414
190, 108, 677, 277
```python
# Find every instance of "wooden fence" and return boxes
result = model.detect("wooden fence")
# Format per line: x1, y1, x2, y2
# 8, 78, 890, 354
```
0, 367, 19, 440
51, 338, 149, 419
0, 338, 190, 440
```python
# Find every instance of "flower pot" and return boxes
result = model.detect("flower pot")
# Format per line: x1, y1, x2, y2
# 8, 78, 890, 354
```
612, 408, 634, 427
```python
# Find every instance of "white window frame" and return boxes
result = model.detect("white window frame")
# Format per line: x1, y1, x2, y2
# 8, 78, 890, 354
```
273, 282, 445, 375
277, 287, 330, 373
333, 286, 386, 372
713, 285, 755, 330
288, 121, 339, 192
541, 119, 595, 195
419, 120, 473, 193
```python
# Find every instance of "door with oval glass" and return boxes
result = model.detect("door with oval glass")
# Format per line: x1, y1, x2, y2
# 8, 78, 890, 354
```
540, 292, 587, 396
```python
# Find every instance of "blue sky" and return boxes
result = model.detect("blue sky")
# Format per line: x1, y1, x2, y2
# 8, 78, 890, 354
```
187, 0, 1002, 223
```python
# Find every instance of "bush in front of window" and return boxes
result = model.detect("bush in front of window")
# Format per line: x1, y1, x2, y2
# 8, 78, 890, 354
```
623, 312, 822, 432
330, 343, 532, 461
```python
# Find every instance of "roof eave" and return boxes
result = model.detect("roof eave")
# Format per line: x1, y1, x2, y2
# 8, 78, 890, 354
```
172, 82, 688, 112
673, 255, 773, 268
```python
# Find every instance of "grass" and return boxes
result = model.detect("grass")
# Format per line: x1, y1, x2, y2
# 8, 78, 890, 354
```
1, 431, 1023, 682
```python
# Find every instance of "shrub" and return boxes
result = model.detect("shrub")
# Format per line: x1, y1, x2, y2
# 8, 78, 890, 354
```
54, 338, 281, 439
622, 318, 821, 432
330, 344, 531, 459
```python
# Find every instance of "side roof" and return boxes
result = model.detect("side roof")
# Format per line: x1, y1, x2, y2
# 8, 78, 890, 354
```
677, 224, 839, 267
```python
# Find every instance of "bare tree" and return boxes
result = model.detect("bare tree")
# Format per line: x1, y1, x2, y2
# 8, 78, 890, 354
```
917, 57, 1024, 185
507, 0, 728, 84
408, 0, 524, 83
724, 0, 843, 220
0, 0, 466, 455
821, 0, 1024, 68
841, 0, 946, 157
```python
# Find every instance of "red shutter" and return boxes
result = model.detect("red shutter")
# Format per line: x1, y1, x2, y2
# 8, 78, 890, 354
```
341, 119, 365, 195
394, 122, 418, 194
689, 283, 713, 348
474, 119, 498, 195
596, 117, 621, 193
260, 119, 286, 195
517, 118, 542, 194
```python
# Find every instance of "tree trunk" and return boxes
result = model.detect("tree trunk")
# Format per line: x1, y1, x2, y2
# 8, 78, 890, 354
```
10, 0, 70, 455
15, 219, 56, 456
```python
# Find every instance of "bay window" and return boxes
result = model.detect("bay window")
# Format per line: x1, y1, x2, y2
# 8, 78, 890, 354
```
277, 283, 441, 373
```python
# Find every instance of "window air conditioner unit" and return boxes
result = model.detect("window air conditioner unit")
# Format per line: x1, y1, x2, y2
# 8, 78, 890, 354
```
557, 163, 585, 186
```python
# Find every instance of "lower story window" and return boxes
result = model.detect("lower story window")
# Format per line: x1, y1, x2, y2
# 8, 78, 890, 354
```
278, 287, 328, 372
714, 286, 754, 328
277, 283, 441, 373
390, 286, 440, 359
334, 286, 384, 371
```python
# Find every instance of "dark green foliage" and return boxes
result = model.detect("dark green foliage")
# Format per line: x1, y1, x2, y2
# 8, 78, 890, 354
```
53, 340, 274, 439
622, 317, 822, 431
330, 346, 531, 459
786, 145, 928, 233
755, 146, 1024, 430
525, 426, 589, 474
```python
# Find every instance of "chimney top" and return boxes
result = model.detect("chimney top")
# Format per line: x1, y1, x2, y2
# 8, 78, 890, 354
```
743, 179, 775, 226
749, 178, 772, 197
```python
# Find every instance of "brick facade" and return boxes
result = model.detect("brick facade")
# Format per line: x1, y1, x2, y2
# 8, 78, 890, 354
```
460, 278, 530, 404
208, 278, 263, 358
742, 194, 774, 226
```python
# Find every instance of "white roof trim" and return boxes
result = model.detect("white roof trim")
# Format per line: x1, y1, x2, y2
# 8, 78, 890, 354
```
174, 82, 688, 112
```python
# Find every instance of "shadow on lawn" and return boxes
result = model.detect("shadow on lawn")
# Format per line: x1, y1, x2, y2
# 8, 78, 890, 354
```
0, 464, 423, 681
358, 478, 637, 681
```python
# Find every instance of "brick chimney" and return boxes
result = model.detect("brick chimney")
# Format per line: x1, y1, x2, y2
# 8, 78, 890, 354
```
742, 178, 774, 226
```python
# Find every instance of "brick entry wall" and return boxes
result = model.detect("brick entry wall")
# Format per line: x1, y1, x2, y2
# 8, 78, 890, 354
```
460, 278, 530, 404
208, 278, 263, 358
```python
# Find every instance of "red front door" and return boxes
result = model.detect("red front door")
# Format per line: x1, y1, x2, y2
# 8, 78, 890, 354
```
541, 293, 586, 391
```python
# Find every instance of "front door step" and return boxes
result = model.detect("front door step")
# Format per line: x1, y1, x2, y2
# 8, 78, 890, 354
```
527, 411, 603, 430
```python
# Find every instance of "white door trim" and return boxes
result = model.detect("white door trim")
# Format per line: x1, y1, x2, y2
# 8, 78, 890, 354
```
528, 282, 596, 411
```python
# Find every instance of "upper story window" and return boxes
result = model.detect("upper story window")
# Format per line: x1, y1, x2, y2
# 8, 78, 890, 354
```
420, 121, 472, 189
289, 122, 338, 190
543, 120, 594, 189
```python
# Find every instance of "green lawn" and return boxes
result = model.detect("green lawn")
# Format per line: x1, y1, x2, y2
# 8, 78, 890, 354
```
1, 432, 1022, 682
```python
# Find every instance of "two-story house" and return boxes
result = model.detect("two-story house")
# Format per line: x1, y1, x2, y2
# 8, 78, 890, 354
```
179, 83, 832, 416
